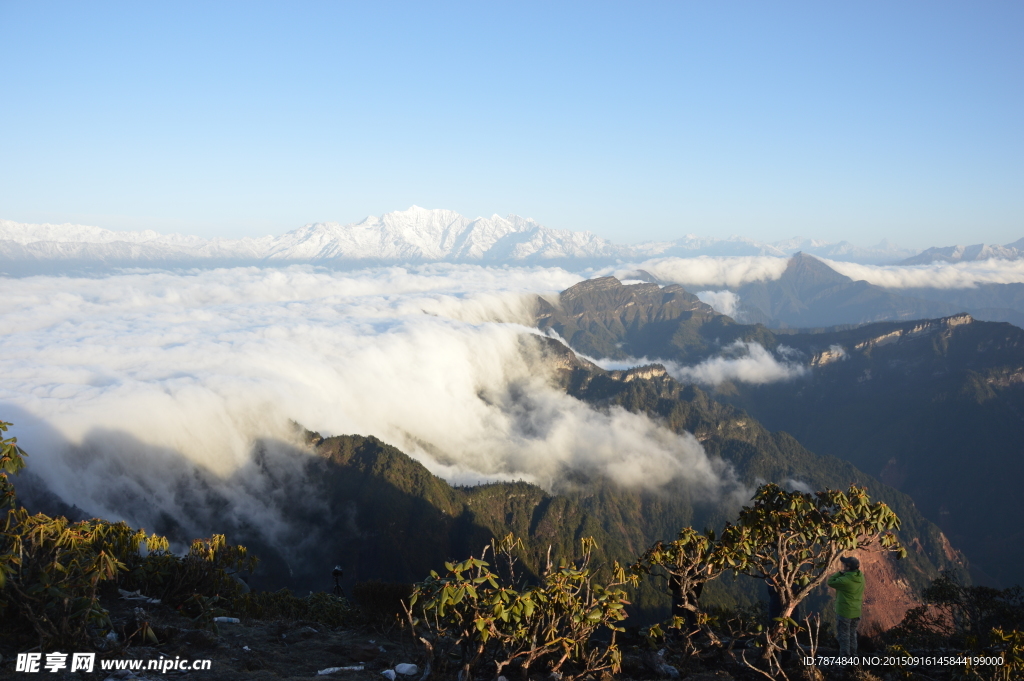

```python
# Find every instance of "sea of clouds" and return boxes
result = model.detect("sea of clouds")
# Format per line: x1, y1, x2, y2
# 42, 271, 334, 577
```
1, 264, 774, 543
14, 253, 1012, 545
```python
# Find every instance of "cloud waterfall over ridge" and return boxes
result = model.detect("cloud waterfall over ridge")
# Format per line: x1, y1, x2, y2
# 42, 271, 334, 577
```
0, 264, 745, 537
663, 342, 808, 385
592, 341, 807, 387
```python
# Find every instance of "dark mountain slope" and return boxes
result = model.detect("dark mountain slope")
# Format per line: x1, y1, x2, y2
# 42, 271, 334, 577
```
533, 277, 1024, 586
728, 316, 1024, 586
269, 340, 962, 628
736, 253, 962, 327
897, 283, 1024, 327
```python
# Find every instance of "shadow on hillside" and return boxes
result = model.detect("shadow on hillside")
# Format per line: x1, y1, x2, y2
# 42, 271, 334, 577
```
0, 403, 505, 595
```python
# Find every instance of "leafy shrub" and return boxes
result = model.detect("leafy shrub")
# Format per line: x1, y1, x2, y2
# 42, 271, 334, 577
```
408, 534, 635, 681
985, 628, 1024, 681
1, 512, 148, 647
888, 571, 1024, 647
123, 533, 256, 606
0, 420, 27, 514
885, 572, 1024, 680
632, 527, 726, 644
0, 419, 258, 649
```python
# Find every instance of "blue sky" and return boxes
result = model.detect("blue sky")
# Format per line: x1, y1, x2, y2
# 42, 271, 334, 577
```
1, 1, 1021, 248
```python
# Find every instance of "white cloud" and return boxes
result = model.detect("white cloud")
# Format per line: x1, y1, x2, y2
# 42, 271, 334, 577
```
784, 479, 814, 494
0, 264, 745, 541
695, 290, 741, 317
664, 342, 808, 386
591, 342, 807, 387
823, 258, 1024, 289
605, 256, 790, 288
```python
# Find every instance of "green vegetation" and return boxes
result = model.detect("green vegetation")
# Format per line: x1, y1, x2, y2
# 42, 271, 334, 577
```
0, 419, 26, 514
232, 589, 355, 627
293, 389, 960, 623
4, 417, 1023, 680
536, 277, 774, 363
0, 419, 306, 650
724, 484, 904, 621
538, 274, 1024, 588
408, 534, 635, 681
633, 484, 903, 679
883, 572, 1024, 681
727, 317, 1024, 586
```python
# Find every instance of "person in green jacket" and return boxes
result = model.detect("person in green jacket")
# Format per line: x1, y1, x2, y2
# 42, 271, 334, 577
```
827, 556, 865, 658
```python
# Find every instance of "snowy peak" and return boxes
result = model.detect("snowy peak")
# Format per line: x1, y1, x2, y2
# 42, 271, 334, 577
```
372, 207, 598, 260
258, 207, 617, 262
2, 207, 988, 272
0, 207, 622, 270
899, 240, 1024, 265
0, 219, 166, 245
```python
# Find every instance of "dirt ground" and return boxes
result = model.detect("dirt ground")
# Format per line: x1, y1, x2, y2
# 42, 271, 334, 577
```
0, 595, 943, 681
0, 595, 421, 681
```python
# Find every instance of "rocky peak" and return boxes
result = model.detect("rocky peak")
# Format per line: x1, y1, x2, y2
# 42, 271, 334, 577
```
782, 252, 853, 289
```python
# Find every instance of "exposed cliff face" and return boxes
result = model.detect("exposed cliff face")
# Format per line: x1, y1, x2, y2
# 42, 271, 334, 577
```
855, 550, 920, 633
852, 314, 974, 351
810, 346, 848, 366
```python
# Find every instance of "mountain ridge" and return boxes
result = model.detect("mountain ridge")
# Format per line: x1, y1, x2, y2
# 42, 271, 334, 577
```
900, 237, 1024, 265
0, 207, 926, 271
533, 276, 1024, 586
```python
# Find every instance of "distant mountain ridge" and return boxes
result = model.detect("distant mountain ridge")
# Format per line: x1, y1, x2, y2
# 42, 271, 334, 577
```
686, 252, 1024, 329
0, 208, 627, 270
734, 253, 966, 327
900, 238, 1024, 265
634, 235, 916, 263
0, 207, 921, 272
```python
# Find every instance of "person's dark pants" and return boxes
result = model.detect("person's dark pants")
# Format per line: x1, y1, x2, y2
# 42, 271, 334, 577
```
836, 615, 859, 658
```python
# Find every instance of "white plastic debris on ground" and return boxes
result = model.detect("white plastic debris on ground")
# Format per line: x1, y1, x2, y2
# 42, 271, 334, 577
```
117, 589, 161, 604
318, 666, 365, 675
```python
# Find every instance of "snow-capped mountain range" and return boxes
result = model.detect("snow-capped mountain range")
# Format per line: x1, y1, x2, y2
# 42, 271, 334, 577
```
899, 239, 1024, 265
0, 206, 967, 273
0, 208, 627, 270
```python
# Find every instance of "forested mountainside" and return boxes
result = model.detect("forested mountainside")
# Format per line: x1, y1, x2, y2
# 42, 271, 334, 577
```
732, 316, 1024, 587
535, 276, 774, 361
535, 276, 1024, 586
734, 253, 961, 326
212, 338, 963, 630
15, 331, 962, 631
